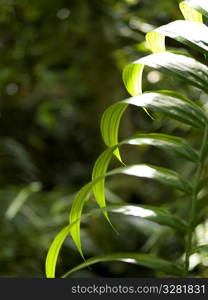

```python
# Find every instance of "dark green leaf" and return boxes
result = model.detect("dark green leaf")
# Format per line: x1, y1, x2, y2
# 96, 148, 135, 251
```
62, 252, 183, 277
100, 103, 128, 162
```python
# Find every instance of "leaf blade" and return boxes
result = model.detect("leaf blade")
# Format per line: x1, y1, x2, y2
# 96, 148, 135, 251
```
155, 20, 208, 55
69, 182, 92, 258
109, 164, 192, 194
93, 132, 198, 221
137, 52, 208, 94
179, 2, 203, 22
46, 203, 188, 278
45, 225, 71, 278
62, 252, 183, 277
181, 0, 208, 19
71, 163, 192, 257
146, 32, 166, 53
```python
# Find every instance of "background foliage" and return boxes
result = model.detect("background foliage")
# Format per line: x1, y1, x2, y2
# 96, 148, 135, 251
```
1, 0, 206, 277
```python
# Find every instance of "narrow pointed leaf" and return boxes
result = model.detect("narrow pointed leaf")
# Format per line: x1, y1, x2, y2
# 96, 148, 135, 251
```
130, 52, 208, 94
111, 63, 143, 161
191, 245, 208, 255
92, 147, 115, 216
181, 0, 208, 18
46, 225, 71, 278
46, 203, 187, 278
122, 53, 208, 152
101, 91, 206, 166
93, 133, 198, 220
100, 103, 128, 162
124, 133, 199, 162
122, 91, 207, 128
114, 53, 204, 156
62, 253, 183, 277
69, 182, 92, 258
146, 32, 166, 53
5, 182, 41, 220
71, 163, 192, 258
122, 63, 144, 96
155, 21, 208, 55
179, 2, 203, 22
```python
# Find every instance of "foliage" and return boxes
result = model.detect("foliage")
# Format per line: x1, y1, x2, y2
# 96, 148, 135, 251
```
46, 0, 208, 278
1, 0, 208, 278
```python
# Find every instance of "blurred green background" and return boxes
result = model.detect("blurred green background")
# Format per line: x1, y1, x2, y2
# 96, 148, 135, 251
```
1, 0, 206, 277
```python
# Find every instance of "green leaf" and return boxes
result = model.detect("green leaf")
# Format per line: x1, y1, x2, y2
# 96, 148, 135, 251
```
45, 225, 71, 278
122, 63, 144, 96
62, 252, 183, 277
121, 62, 152, 129
69, 182, 92, 258
124, 52, 208, 94
181, 0, 208, 19
146, 32, 166, 53
108, 204, 188, 232
124, 133, 199, 162
179, 2, 203, 22
109, 164, 192, 194
71, 163, 191, 257
110, 62, 143, 161
123, 91, 206, 129
5, 182, 41, 220
155, 20, 208, 55
46, 203, 187, 278
92, 133, 198, 222
100, 103, 128, 162
101, 91, 206, 162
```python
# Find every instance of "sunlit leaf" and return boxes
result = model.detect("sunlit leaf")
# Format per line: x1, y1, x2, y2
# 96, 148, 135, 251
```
123, 91, 207, 128
180, 0, 208, 18
191, 245, 208, 255
101, 91, 206, 165
179, 2, 203, 22
155, 21, 208, 55
69, 182, 92, 258
101, 63, 143, 162
62, 252, 183, 277
46, 203, 187, 278
146, 32, 166, 53
125, 52, 208, 94
108, 63, 143, 161
93, 133, 198, 221
108, 204, 188, 232
100, 103, 128, 162
71, 162, 192, 258
109, 164, 192, 194
45, 225, 71, 278
121, 53, 208, 158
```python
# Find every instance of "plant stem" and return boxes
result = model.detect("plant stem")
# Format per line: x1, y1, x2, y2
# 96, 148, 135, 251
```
184, 124, 208, 275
